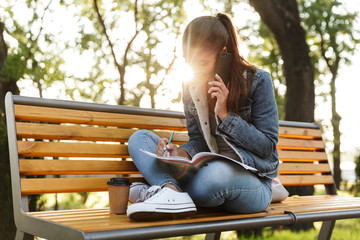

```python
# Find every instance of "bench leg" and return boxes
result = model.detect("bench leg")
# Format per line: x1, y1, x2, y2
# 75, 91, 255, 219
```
318, 220, 336, 240
205, 232, 221, 240
15, 230, 34, 240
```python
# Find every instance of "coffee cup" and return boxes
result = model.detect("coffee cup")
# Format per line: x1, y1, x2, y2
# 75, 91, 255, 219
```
107, 178, 131, 214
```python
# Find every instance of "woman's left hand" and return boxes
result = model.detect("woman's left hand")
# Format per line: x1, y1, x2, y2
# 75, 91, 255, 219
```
208, 74, 229, 121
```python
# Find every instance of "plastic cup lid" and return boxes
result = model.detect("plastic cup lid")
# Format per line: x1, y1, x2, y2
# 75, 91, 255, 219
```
107, 177, 131, 186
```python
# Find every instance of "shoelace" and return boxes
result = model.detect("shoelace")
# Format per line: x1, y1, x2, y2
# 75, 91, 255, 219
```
136, 185, 161, 203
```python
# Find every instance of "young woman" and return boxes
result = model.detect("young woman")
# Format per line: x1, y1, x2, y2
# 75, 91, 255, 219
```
126, 13, 279, 221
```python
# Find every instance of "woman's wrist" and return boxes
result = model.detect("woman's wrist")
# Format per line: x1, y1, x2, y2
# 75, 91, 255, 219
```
218, 112, 228, 122
178, 148, 191, 159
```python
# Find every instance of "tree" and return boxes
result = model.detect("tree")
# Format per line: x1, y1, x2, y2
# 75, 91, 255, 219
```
299, 0, 360, 189
0, 20, 17, 240
245, 20, 286, 120
92, 0, 186, 107
130, 0, 185, 108
93, 0, 140, 105
249, 0, 315, 122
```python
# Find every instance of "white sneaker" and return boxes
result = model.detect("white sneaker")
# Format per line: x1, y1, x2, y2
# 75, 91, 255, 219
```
129, 182, 150, 203
127, 186, 197, 221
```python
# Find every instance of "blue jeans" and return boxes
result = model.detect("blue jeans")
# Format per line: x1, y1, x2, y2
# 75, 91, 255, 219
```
128, 130, 272, 213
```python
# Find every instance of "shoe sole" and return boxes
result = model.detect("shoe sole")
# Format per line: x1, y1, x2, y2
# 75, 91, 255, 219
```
128, 208, 197, 221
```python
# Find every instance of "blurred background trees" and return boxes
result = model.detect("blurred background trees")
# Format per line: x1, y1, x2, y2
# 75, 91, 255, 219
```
0, 0, 359, 239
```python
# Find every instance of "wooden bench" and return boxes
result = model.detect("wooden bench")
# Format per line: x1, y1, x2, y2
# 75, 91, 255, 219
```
5, 92, 360, 240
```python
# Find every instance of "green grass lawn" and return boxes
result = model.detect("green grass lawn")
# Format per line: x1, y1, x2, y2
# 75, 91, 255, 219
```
158, 218, 360, 240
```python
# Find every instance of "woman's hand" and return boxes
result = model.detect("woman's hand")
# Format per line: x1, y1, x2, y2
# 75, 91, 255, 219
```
156, 138, 191, 159
156, 138, 180, 157
208, 74, 229, 121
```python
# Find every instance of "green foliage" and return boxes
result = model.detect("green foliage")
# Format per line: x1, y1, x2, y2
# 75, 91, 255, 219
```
298, 0, 360, 187
350, 153, 360, 197
1, 1, 67, 96
124, 0, 187, 108
299, 0, 360, 74
243, 20, 286, 120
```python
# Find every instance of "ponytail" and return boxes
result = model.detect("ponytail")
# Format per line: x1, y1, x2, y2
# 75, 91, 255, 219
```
216, 13, 256, 112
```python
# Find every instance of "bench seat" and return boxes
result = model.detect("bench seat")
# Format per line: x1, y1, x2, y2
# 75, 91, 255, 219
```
5, 93, 360, 240
25, 195, 360, 233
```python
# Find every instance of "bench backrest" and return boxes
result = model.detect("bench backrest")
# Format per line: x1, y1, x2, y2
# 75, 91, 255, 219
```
5, 93, 336, 213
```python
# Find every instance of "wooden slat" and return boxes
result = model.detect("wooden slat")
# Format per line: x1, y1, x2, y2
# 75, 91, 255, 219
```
20, 177, 145, 195
24, 195, 360, 233
14, 105, 187, 130
278, 163, 331, 174
19, 159, 140, 175
17, 141, 128, 158
278, 126, 322, 139
271, 195, 360, 214
20, 160, 332, 176
16, 122, 189, 143
16, 122, 134, 142
278, 175, 334, 186
277, 138, 325, 150
278, 150, 328, 162
25, 207, 284, 233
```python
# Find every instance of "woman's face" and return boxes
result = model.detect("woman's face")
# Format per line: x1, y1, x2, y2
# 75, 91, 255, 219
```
187, 48, 217, 82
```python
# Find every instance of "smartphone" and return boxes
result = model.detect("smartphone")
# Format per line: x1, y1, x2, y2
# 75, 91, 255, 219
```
214, 52, 233, 85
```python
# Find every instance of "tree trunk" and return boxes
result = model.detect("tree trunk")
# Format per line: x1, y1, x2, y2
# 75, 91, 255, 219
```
0, 21, 17, 240
249, 0, 315, 230
249, 0, 314, 122
330, 72, 341, 188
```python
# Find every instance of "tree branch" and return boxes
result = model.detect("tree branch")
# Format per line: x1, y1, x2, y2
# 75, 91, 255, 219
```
19, 0, 53, 77
93, 0, 122, 73
0, 22, 7, 71
123, 0, 140, 68
155, 33, 180, 90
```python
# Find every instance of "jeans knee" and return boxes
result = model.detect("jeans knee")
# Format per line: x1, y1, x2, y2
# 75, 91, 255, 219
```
129, 129, 150, 144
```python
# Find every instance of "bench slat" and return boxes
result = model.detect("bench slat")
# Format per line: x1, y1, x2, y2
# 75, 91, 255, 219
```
16, 122, 135, 142
21, 175, 334, 195
25, 208, 283, 233
19, 160, 331, 176
278, 150, 328, 162
278, 163, 331, 174
17, 140, 325, 158
279, 175, 334, 186
19, 159, 140, 175
278, 127, 322, 139
17, 141, 129, 158
277, 138, 325, 150
16, 122, 189, 143
20, 177, 145, 195
14, 105, 187, 130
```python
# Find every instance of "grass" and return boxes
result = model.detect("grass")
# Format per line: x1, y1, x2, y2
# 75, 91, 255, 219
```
156, 218, 360, 240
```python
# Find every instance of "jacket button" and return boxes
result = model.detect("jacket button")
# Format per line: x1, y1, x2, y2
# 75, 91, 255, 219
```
205, 122, 208, 125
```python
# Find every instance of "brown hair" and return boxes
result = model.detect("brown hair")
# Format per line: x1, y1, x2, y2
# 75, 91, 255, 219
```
182, 13, 256, 112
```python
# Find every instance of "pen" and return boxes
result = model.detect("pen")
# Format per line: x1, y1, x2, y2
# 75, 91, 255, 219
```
164, 131, 174, 156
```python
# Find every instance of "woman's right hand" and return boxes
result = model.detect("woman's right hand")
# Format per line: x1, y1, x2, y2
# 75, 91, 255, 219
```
156, 138, 191, 159
156, 138, 176, 157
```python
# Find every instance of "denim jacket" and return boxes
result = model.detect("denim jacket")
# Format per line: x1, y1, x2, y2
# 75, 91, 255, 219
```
179, 68, 279, 179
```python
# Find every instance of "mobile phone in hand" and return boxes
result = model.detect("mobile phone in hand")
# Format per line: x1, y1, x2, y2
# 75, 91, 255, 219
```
214, 52, 233, 85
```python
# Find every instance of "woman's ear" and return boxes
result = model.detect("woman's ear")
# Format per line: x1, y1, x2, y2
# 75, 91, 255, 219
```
222, 46, 227, 52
